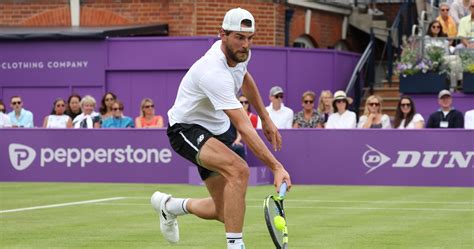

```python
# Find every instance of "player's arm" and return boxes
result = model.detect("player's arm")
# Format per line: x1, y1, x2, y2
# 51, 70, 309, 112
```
241, 72, 282, 151
224, 108, 291, 190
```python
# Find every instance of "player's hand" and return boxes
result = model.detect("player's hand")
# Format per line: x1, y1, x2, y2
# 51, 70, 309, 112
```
273, 166, 291, 192
262, 119, 282, 151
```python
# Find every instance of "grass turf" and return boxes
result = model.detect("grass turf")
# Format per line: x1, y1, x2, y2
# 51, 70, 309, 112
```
0, 182, 472, 249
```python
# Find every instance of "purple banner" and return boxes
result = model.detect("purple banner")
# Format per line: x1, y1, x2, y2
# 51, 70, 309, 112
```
1, 129, 472, 187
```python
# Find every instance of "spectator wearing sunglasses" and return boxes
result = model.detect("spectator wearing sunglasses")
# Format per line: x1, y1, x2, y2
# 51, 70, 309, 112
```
425, 20, 449, 54
135, 98, 163, 128
0, 100, 12, 128
393, 96, 424, 129
8, 96, 34, 128
357, 95, 391, 129
99, 92, 117, 120
43, 98, 72, 128
102, 100, 134, 128
258, 86, 294, 129
293, 91, 324, 128
437, 3, 458, 39
326, 91, 356, 129
238, 95, 258, 128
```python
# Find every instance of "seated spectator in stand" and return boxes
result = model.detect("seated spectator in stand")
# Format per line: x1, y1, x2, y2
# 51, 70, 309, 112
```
99, 92, 117, 120
0, 100, 12, 128
393, 96, 425, 129
258, 86, 293, 129
293, 91, 324, 128
317, 90, 333, 127
43, 98, 72, 128
102, 100, 134, 128
357, 95, 391, 129
426, 90, 464, 128
457, 2, 474, 49
437, 3, 458, 39
425, 20, 450, 54
65, 94, 82, 120
239, 94, 258, 128
135, 98, 164, 128
8, 96, 34, 128
73, 95, 101, 128
326, 91, 356, 129
450, 0, 470, 26
465, 109, 474, 128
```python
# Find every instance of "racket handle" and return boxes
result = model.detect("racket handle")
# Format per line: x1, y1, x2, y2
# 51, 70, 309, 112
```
279, 182, 287, 198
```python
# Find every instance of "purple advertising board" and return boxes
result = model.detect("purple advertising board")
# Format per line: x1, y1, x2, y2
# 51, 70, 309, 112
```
1, 129, 472, 187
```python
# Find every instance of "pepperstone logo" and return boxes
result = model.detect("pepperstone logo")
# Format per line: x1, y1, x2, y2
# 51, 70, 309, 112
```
362, 144, 474, 174
9, 143, 36, 171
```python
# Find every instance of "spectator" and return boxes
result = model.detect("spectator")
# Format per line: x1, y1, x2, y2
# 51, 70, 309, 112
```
367, 0, 384, 16
457, 1, 474, 49
43, 98, 72, 128
0, 100, 12, 128
357, 95, 391, 129
425, 20, 449, 54
437, 3, 458, 39
135, 98, 164, 128
102, 100, 134, 128
316, 90, 334, 126
99, 92, 117, 119
465, 109, 474, 128
426, 90, 464, 128
65, 94, 82, 120
8, 96, 34, 128
72, 95, 101, 128
326, 90, 356, 129
293, 90, 324, 128
449, 0, 470, 25
393, 96, 425, 129
258, 86, 293, 129
238, 94, 258, 128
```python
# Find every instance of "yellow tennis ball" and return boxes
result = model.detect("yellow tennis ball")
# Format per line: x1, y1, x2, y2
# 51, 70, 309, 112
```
273, 215, 286, 231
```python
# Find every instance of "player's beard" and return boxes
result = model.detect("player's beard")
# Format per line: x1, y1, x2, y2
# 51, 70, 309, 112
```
225, 44, 249, 63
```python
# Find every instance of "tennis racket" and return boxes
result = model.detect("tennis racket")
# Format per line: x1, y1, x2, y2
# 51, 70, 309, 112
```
264, 182, 288, 249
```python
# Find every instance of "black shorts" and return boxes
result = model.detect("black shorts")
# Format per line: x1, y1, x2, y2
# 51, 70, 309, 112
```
167, 123, 237, 180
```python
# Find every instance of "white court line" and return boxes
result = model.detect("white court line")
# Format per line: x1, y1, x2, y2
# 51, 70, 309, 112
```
90, 202, 473, 212
0, 197, 126, 214
127, 197, 472, 205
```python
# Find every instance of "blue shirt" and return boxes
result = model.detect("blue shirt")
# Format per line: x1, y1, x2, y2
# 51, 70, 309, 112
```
101, 116, 134, 128
8, 108, 34, 128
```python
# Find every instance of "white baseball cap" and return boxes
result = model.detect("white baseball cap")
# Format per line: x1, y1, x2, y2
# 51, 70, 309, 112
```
222, 8, 255, 33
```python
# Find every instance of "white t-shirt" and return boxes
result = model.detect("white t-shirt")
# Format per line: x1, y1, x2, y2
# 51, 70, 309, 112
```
0, 113, 12, 128
168, 40, 249, 135
397, 113, 424, 129
257, 103, 294, 129
326, 110, 356, 129
357, 114, 392, 129
464, 110, 474, 129
46, 114, 70, 128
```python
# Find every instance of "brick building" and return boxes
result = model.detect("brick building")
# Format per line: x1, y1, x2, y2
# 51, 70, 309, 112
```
0, 0, 354, 49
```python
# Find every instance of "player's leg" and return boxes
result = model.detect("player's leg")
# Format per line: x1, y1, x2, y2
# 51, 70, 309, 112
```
185, 174, 226, 221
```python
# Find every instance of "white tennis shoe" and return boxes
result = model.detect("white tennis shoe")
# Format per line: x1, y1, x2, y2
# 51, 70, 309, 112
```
151, 191, 179, 244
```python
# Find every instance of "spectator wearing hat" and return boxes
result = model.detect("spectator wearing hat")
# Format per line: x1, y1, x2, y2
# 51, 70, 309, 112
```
8, 96, 34, 128
326, 91, 356, 129
464, 109, 474, 129
0, 100, 12, 128
426, 90, 464, 128
258, 86, 294, 129
357, 95, 391, 129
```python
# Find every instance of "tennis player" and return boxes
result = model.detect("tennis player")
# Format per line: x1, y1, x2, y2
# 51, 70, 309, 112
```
151, 7, 292, 249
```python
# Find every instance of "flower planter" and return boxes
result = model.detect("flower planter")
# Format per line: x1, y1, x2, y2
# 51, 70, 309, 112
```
399, 72, 448, 94
462, 73, 474, 93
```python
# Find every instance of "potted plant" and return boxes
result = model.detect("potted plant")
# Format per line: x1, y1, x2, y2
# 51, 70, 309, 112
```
459, 50, 474, 93
395, 38, 448, 94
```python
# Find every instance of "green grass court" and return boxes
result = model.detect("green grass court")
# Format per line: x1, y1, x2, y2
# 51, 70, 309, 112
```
0, 182, 472, 249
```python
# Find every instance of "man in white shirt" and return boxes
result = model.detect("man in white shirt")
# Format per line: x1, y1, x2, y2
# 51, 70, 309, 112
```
150, 8, 291, 249
258, 86, 294, 129
464, 109, 474, 128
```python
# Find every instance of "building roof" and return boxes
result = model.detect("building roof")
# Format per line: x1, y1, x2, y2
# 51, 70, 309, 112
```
0, 23, 168, 41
